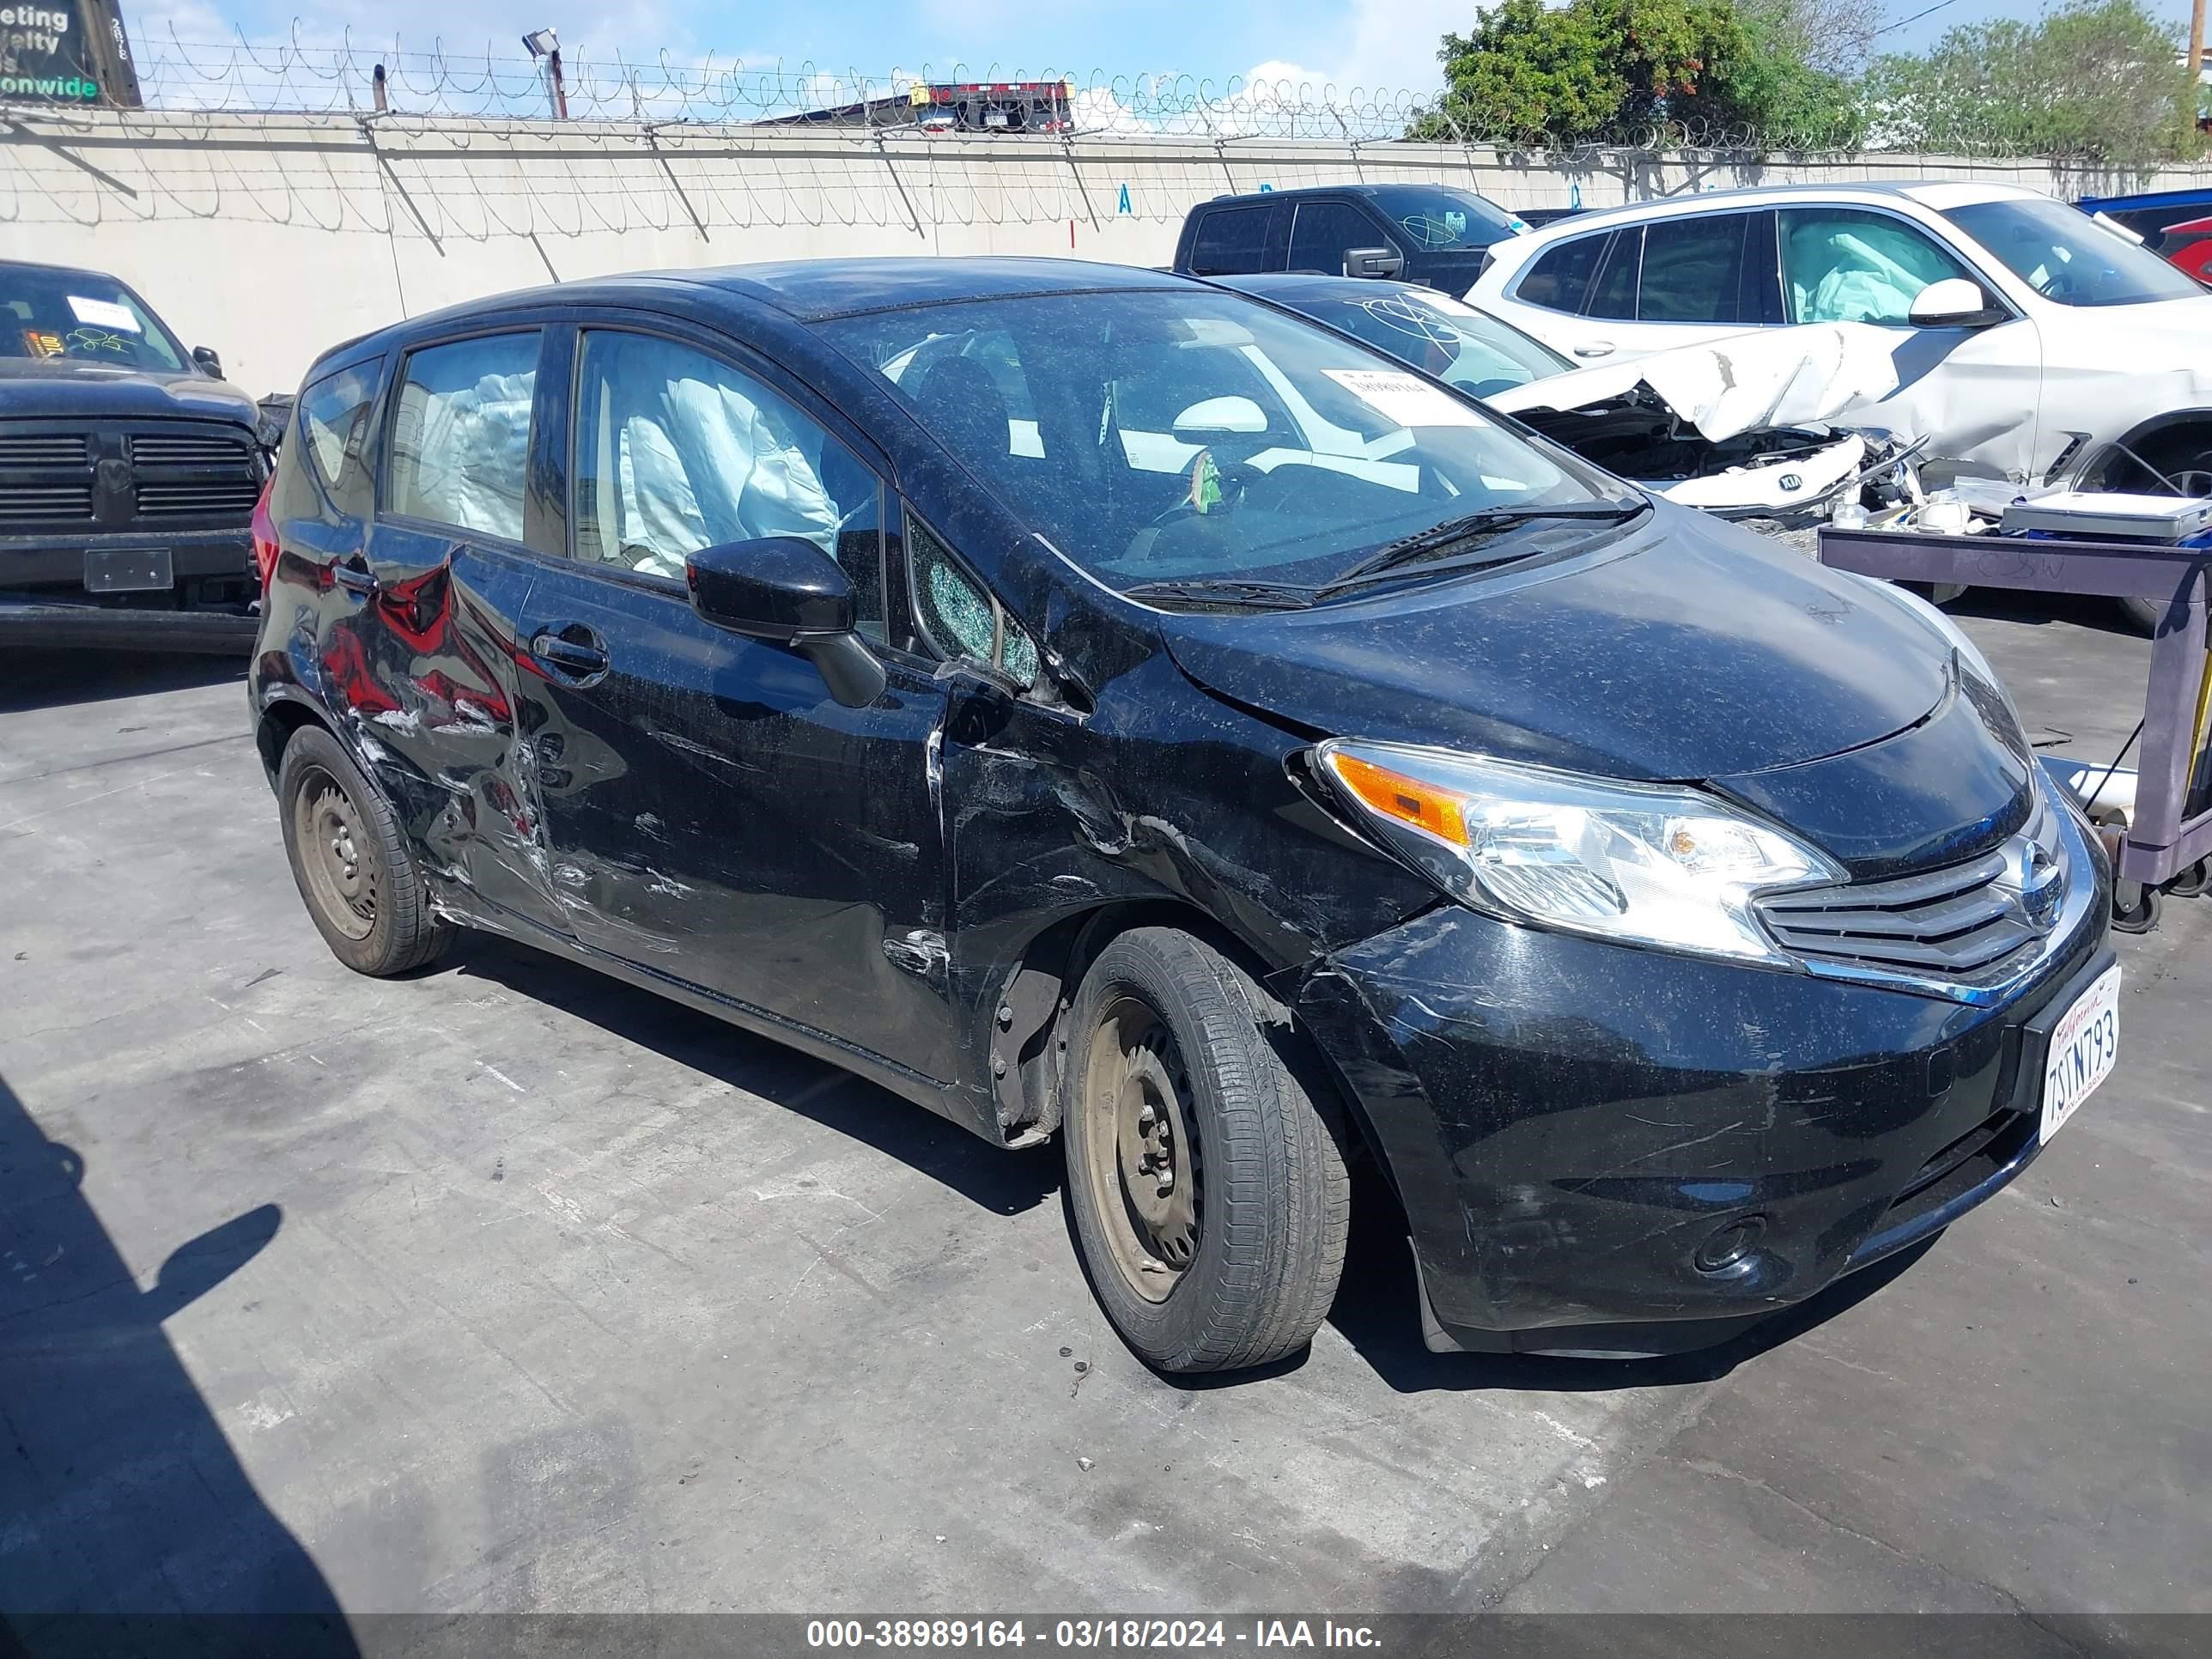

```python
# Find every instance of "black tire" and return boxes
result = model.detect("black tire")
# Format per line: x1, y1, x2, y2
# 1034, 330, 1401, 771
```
1060, 927, 1350, 1374
276, 723, 453, 976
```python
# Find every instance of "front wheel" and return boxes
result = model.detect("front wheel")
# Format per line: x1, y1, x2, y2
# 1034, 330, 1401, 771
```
1061, 928, 1350, 1374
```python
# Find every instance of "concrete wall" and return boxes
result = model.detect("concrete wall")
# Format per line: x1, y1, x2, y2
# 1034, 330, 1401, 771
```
6, 107, 2209, 396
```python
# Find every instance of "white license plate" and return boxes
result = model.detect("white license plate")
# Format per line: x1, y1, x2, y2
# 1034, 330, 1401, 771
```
2041, 963, 2121, 1144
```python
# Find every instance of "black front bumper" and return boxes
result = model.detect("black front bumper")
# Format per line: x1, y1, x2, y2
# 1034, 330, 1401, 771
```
1297, 848, 2113, 1357
1, 526, 257, 653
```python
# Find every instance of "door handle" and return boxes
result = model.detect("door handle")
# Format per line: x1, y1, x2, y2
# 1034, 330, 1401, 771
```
1572, 342, 1616, 359
333, 564, 379, 596
530, 629, 611, 678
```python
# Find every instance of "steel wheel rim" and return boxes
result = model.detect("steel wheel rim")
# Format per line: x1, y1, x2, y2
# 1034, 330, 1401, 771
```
294, 767, 378, 941
1080, 994, 1202, 1304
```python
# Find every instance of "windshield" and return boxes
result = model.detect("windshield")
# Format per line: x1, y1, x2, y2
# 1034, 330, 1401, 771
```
1278, 287, 1568, 398
0, 267, 189, 370
1943, 197, 2203, 308
1365, 185, 1521, 252
819, 290, 1631, 594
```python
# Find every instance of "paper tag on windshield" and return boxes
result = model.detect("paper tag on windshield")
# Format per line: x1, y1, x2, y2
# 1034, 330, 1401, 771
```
67, 295, 141, 332
1324, 369, 1484, 428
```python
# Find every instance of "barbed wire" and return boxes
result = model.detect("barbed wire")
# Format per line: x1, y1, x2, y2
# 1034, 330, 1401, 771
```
123, 27, 1443, 140
29, 25, 2195, 163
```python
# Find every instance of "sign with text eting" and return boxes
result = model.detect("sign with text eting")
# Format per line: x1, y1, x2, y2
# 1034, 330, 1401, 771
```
0, 1, 142, 106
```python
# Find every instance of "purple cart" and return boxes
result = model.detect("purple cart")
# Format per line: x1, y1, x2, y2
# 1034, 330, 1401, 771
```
1816, 526, 2212, 932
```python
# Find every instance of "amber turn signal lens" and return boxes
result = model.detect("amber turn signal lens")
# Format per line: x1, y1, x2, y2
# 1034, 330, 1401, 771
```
1326, 751, 1470, 848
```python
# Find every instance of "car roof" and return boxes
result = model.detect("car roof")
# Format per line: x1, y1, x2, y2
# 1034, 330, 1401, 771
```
1213, 272, 1443, 303
1502, 179, 2045, 245
2077, 185, 2212, 213
398, 257, 1204, 334
0, 257, 137, 285
1198, 181, 1491, 208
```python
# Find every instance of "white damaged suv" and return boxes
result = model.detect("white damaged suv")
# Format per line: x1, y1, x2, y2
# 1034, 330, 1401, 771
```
1471, 181, 2212, 525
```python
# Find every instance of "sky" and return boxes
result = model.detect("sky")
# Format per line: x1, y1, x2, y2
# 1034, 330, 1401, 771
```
124, 0, 2206, 105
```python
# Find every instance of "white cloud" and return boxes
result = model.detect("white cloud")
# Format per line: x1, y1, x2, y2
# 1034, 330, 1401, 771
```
1258, 0, 1465, 99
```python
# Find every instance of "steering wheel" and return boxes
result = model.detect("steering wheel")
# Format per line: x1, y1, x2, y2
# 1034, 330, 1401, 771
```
1145, 457, 1266, 532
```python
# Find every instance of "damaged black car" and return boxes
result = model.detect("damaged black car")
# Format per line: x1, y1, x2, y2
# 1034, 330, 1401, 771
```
248, 258, 2118, 1373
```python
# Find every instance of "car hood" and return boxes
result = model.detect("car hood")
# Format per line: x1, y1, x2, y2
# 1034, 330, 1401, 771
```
0, 359, 260, 428
1157, 503, 1953, 784
1486, 322, 1904, 442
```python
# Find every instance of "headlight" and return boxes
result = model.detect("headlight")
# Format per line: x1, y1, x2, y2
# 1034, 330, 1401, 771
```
1316, 738, 1844, 965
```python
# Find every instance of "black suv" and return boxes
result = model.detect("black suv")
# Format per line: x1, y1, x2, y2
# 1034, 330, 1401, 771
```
1172, 183, 1528, 290
0, 259, 268, 650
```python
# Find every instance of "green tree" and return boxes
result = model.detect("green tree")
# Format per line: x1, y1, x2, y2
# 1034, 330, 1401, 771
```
1410, 0, 1864, 150
1863, 0, 2201, 164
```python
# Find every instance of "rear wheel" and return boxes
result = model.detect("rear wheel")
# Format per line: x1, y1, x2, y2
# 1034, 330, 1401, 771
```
276, 724, 453, 976
1061, 927, 1350, 1374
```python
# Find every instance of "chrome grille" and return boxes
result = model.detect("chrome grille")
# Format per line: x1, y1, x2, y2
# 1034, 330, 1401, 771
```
1759, 790, 2065, 987
0, 434, 88, 466
0, 483, 94, 522
135, 478, 263, 517
130, 431, 248, 466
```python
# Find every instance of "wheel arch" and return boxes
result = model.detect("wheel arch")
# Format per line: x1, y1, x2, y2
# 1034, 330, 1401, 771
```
982, 899, 1380, 1170
2082, 408, 2212, 489
254, 691, 334, 787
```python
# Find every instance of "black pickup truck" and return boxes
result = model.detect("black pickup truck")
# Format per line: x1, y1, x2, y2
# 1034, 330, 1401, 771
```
2, 258, 271, 652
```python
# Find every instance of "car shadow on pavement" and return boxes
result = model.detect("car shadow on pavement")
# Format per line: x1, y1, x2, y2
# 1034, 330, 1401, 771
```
1319, 1165, 1935, 1396
445, 934, 1060, 1219
0, 1073, 355, 1645
0, 649, 246, 715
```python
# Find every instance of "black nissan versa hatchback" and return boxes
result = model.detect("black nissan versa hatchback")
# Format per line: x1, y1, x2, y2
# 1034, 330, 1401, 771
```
248, 258, 2119, 1373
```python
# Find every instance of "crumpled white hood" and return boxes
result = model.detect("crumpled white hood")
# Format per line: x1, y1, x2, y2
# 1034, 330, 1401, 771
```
1488, 322, 1904, 442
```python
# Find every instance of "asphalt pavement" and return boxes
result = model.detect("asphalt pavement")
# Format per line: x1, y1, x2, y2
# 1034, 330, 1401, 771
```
0, 585, 2205, 1624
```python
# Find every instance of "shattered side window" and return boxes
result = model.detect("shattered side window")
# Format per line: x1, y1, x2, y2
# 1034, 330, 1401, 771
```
907, 511, 1038, 687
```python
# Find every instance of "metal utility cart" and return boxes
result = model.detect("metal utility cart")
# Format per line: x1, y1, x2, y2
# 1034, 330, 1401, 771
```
1817, 526, 2212, 933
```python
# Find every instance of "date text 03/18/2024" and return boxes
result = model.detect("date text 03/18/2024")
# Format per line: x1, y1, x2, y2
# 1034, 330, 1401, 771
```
805, 1621, 1382, 1649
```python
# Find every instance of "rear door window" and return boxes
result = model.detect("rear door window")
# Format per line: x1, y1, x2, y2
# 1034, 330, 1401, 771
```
1637, 214, 1752, 322
1287, 201, 1389, 275
1516, 234, 1608, 313
1188, 206, 1273, 276
1586, 228, 1642, 319
385, 331, 541, 542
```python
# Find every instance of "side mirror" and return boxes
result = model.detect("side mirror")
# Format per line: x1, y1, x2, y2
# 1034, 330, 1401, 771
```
191, 345, 224, 378
685, 536, 887, 709
1908, 278, 2003, 328
1343, 246, 1405, 280
1173, 395, 1268, 435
